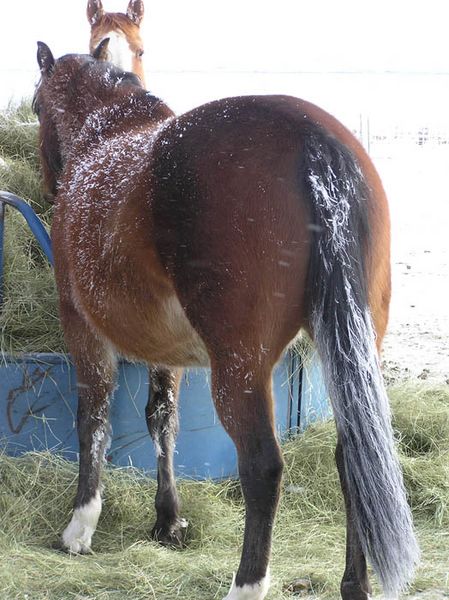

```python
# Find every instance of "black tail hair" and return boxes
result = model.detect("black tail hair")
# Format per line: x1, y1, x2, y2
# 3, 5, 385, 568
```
302, 126, 419, 597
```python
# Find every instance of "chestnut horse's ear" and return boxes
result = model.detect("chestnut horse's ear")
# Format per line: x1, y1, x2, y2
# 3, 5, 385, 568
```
37, 42, 55, 76
92, 38, 110, 61
87, 0, 104, 25
127, 0, 144, 25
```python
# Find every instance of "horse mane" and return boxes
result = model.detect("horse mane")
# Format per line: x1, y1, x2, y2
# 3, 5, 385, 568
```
32, 58, 127, 202
33, 54, 173, 202
32, 80, 62, 203
33, 55, 146, 118
94, 12, 135, 31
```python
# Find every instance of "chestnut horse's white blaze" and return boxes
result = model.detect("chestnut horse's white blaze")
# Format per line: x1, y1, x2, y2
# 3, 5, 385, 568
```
87, 0, 145, 84
101, 31, 134, 73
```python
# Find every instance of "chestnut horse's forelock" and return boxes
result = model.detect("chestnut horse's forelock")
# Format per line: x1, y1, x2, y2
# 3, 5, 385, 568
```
32, 84, 62, 202
89, 13, 144, 55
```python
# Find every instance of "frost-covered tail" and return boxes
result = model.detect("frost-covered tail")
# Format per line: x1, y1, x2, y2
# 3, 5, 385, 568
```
302, 126, 419, 597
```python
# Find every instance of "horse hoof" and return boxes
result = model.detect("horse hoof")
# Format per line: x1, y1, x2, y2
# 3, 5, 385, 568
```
151, 517, 188, 548
51, 539, 66, 552
341, 581, 372, 600
52, 539, 92, 555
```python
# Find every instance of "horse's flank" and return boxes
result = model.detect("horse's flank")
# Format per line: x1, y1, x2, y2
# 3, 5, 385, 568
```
36, 66, 204, 366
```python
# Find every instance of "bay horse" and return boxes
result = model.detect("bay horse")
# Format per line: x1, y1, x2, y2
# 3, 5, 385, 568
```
33, 40, 419, 600
87, 0, 145, 85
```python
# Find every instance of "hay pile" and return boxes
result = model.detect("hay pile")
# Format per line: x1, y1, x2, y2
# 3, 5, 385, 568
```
0, 385, 448, 599
0, 101, 63, 354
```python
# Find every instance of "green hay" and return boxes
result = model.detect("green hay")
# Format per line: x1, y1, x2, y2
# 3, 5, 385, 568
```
0, 101, 63, 354
402, 454, 449, 527
0, 206, 63, 353
389, 384, 449, 525
390, 383, 449, 455
282, 424, 341, 517
0, 384, 448, 599
0, 100, 40, 170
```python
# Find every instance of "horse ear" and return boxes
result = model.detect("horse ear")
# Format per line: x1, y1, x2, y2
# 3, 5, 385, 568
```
87, 0, 104, 25
92, 38, 110, 61
37, 42, 55, 77
126, 0, 144, 25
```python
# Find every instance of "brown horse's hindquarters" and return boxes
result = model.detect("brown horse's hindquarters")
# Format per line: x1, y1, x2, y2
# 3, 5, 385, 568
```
152, 127, 312, 366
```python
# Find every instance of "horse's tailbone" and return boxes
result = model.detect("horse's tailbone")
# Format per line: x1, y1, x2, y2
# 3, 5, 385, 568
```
302, 127, 419, 598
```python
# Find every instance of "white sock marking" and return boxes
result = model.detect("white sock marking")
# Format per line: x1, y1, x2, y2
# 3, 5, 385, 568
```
223, 571, 270, 600
61, 490, 102, 553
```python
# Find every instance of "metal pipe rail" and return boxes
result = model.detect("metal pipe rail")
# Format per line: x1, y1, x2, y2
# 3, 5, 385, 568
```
0, 191, 53, 307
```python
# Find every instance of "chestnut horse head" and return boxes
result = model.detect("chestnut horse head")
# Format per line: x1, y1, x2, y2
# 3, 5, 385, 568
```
33, 42, 418, 600
87, 0, 145, 85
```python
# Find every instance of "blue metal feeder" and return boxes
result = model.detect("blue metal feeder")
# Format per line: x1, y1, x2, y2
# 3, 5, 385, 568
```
0, 192, 332, 479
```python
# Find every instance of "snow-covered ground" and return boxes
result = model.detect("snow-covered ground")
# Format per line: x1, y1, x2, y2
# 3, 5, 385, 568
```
374, 145, 449, 384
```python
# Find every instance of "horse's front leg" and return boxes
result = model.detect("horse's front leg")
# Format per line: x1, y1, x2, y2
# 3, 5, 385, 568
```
336, 440, 372, 600
212, 359, 283, 600
146, 366, 187, 546
59, 305, 117, 554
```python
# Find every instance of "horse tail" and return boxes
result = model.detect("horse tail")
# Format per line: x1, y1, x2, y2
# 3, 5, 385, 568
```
301, 125, 419, 597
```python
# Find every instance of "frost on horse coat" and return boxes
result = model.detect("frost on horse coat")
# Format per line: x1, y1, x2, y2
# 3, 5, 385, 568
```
33, 43, 419, 600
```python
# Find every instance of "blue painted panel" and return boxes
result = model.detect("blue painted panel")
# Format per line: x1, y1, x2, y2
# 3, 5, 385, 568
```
108, 365, 239, 479
299, 351, 333, 430
0, 352, 314, 479
0, 354, 79, 459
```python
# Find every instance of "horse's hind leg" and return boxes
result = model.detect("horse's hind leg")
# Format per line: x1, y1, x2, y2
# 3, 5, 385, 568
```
212, 356, 283, 600
146, 366, 187, 546
59, 304, 117, 554
336, 440, 372, 600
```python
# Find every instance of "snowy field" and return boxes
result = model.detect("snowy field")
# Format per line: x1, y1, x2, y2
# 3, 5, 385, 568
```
2, 69, 448, 383
377, 146, 449, 384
